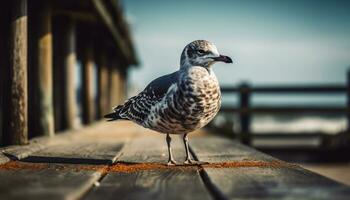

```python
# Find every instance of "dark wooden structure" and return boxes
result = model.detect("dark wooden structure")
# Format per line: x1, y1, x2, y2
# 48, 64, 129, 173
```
220, 73, 349, 144
0, 0, 137, 147
218, 72, 350, 161
1, 1, 349, 199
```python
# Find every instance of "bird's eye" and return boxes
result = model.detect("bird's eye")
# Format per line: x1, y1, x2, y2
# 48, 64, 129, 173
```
197, 50, 206, 54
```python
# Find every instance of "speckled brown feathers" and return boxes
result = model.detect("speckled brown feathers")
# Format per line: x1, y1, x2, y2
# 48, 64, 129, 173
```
104, 40, 232, 164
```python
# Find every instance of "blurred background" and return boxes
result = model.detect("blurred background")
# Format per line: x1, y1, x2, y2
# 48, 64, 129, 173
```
0, 0, 349, 188
122, 0, 350, 184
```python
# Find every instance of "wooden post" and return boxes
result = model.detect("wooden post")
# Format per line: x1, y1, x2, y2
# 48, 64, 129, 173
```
62, 19, 77, 129
52, 17, 65, 131
82, 43, 95, 124
239, 83, 251, 145
119, 67, 127, 102
109, 59, 122, 108
36, 1, 54, 136
97, 50, 109, 118
347, 70, 350, 133
6, 0, 28, 145
0, 3, 10, 145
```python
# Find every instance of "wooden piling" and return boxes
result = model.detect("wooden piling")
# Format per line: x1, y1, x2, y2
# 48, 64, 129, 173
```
108, 59, 123, 108
62, 19, 77, 129
0, 2, 11, 145
82, 43, 95, 124
52, 17, 65, 131
239, 83, 251, 145
7, 0, 28, 145
347, 70, 350, 133
97, 50, 109, 118
33, 1, 54, 136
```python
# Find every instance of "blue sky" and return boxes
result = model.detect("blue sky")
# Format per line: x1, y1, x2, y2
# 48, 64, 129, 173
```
122, 0, 350, 91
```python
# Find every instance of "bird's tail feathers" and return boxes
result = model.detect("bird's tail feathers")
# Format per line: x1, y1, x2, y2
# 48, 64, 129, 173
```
104, 112, 122, 122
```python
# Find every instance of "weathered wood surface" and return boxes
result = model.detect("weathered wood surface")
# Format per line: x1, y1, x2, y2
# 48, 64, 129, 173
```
190, 136, 350, 200
118, 136, 186, 163
85, 168, 211, 200
0, 154, 10, 165
1, 135, 56, 160
0, 162, 101, 200
190, 136, 275, 162
85, 135, 212, 200
1, 122, 350, 199
24, 141, 124, 164
6, 0, 28, 145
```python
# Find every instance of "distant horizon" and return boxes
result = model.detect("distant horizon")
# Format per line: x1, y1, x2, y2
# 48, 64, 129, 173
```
122, 0, 350, 99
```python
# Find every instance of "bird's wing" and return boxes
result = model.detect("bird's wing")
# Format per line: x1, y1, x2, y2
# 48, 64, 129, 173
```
104, 71, 179, 123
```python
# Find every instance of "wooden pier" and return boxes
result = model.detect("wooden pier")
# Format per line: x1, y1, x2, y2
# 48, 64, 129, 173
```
1, 122, 350, 199
1, 0, 350, 199
0, 0, 137, 147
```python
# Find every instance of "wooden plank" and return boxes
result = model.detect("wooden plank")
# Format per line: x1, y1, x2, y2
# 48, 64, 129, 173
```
5, 0, 28, 145
118, 136, 186, 163
85, 136, 212, 200
0, 162, 101, 200
190, 136, 350, 199
1, 136, 54, 160
85, 168, 211, 200
23, 141, 124, 165
202, 167, 350, 200
189, 136, 275, 162
0, 154, 10, 165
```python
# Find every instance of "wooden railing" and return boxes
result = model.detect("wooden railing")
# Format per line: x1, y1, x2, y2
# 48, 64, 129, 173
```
219, 72, 349, 146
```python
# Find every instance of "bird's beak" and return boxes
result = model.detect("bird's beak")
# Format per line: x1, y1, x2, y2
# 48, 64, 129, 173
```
212, 54, 233, 63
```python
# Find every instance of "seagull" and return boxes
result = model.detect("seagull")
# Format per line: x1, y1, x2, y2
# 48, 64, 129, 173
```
104, 40, 233, 165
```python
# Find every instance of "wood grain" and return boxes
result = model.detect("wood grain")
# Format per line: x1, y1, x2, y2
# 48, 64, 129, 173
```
23, 141, 124, 164
85, 135, 211, 200
0, 154, 10, 164
118, 135, 187, 164
7, 0, 28, 145
0, 162, 101, 200
85, 169, 211, 200
190, 136, 350, 200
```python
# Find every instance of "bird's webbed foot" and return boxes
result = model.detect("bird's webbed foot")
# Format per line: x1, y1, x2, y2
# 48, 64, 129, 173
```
167, 159, 177, 166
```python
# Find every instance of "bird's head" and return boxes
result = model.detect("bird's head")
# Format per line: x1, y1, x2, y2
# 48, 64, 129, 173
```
180, 40, 232, 69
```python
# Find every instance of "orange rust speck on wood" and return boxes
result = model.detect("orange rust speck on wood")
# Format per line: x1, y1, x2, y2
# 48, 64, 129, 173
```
0, 160, 297, 173
0, 161, 48, 171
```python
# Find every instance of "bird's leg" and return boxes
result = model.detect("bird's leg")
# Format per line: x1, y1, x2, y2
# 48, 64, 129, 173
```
183, 133, 195, 164
166, 133, 177, 166
183, 133, 209, 165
